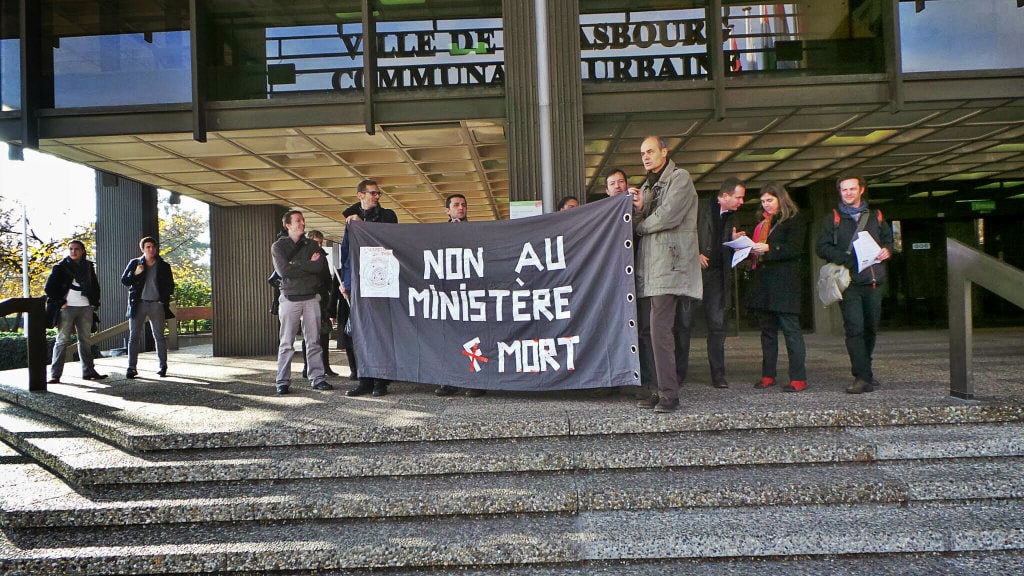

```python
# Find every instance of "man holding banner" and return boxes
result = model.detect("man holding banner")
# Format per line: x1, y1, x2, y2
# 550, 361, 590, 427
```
435, 194, 487, 398
342, 180, 399, 398
631, 136, 702, 413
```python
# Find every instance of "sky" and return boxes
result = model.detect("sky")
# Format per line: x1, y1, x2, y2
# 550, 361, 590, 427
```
0, 143, 206, 243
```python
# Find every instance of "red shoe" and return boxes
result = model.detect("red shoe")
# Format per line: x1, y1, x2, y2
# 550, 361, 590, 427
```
784, 380, 807, 392
754, 377, 776, 389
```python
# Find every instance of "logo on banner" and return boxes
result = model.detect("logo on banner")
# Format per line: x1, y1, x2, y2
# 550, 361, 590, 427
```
461, 337, 489, 372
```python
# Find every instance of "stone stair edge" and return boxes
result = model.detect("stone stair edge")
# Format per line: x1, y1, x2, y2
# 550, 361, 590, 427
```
5, 453, 1024, 530
1, 384, 1023, 453
3, 501, 1024, 575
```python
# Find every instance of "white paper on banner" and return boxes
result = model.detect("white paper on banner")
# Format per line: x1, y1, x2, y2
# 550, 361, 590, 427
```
723, 235, 755, 268
852, 231, 883, 273
359, 246, 400, 298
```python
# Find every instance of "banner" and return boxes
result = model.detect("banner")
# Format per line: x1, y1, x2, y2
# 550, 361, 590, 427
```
349, 193, 640, 391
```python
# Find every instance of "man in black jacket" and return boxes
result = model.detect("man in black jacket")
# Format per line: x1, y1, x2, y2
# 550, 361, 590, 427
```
341, 180, 398, 398
121, 236, 175, 379
684, 177, 746, 388
45, 240, 106, 383
815, 175, 893, 394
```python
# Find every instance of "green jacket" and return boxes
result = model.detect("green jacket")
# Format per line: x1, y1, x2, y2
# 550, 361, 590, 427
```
633, 159, 703, 299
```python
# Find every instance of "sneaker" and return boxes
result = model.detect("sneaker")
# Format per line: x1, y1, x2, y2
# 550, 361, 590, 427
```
82, 370, 108, 380
636, 394, 659, 409
653, 399, 679, 413
312, 381, 334, 391
784, 380, 807, 392
276, 385, 290, 395
846, 379, 873, 394
465, 388, 486, 397
712, 378, 730, 389
754, 377, 776, 389
125, 369, 138, 379
435, 385, 459, 397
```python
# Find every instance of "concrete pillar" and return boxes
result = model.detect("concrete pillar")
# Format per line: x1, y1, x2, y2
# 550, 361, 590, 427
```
502, 0, 585, 206
95, 173, 159, 351
209, 204, 286, 356
809, 179, 842, 336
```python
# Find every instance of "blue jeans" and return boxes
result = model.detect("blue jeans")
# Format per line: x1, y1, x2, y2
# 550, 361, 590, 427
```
759, 311, 807, 382
50, 305, 97, 378
840, 283, 883, 382
128, 300, 167, 372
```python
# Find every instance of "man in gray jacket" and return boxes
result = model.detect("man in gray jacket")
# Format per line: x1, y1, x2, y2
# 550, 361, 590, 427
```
631, 136, 702, 413
272, 210, 334, 395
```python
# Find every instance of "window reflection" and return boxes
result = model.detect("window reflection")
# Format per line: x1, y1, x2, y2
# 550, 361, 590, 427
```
900, 0, 1024, 72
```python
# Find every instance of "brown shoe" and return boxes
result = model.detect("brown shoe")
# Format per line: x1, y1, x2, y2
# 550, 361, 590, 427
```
636, 394, 659, 409
846, 379, 873, 394
653, 399, 679, 413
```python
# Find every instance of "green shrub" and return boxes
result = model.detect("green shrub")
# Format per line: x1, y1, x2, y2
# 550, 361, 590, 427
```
0, 331, 57, 371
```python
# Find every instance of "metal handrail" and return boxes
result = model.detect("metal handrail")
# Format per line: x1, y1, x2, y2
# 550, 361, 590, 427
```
0, 297, 48, 392
947, 238, 1024, 399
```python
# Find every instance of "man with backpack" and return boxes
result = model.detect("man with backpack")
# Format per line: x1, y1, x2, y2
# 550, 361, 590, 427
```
815, 175, 894, 394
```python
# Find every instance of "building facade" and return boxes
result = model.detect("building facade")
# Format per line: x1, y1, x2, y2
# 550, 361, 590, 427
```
2, 0, 1023, 353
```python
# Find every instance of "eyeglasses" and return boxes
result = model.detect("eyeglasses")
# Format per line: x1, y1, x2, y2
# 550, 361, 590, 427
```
362, 190, 382, 196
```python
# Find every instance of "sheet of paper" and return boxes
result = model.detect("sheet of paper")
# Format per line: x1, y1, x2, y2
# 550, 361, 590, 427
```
852, 231, 882, 273
359, 246, 400, 298
723, 235, 755, 249
731, 247, 751, 268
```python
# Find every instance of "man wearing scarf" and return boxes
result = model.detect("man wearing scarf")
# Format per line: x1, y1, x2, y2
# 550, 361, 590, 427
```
44, 240, 107, 383
815, 175, 894, 394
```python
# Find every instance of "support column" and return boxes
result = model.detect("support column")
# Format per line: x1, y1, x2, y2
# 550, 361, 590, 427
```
95, 174, 160, 351
209, 204, 285, 356
503, 0, 584, 208
809, 179, 842, 337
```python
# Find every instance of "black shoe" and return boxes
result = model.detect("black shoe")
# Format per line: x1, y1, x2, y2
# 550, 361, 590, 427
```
435, 385, 459, 397
83, 370, 108, 380
324, 369, 340, 377
157, 369, 167, 378
276, 385, 290, 395
346, 381, 374, 397
590, 387, 619, 397
465, 388, 486, 397
312, 381, 334, 391
47, 377, 60, 384
712, 378, 729, 389
372, 381, 388, 397
348, 373, 359, 381
125, 369, 138, 379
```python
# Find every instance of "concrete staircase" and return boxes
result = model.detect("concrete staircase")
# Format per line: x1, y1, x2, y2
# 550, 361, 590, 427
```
2, 395, 1024, 575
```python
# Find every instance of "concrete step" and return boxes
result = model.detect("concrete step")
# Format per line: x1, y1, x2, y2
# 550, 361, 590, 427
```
4, 398, 1024, 487
5, 442, 1024, 529
3, 501, 1024, 575
2, 384, 1023, 452
185, 550, 1024, 576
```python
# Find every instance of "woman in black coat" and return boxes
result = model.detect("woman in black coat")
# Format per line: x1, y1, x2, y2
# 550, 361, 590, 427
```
748, 182, 808, 392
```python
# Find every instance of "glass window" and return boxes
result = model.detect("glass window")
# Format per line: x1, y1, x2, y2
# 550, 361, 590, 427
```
42, 0, 192, 108
208, 1, 503, 101
722, 1, 884, 77
899, 0, 1024, 73
579, 1, 710, 83
1, 0, 19, 110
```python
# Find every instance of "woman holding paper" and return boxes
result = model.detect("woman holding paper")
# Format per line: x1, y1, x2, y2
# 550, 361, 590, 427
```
747, 182, 809, 392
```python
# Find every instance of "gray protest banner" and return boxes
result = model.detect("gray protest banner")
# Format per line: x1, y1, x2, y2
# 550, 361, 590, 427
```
348, 193, 640, 391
